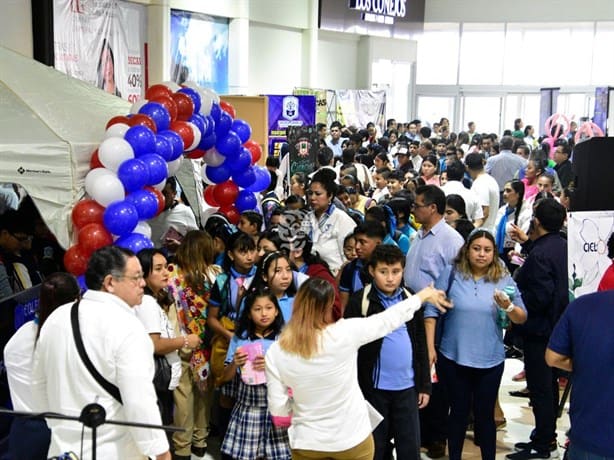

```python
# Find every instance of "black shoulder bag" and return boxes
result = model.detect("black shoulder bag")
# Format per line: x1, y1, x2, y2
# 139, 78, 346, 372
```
70, 300, 123, 404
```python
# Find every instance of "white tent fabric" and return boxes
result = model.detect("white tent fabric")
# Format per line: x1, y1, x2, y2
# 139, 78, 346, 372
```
0, 46, 130, 248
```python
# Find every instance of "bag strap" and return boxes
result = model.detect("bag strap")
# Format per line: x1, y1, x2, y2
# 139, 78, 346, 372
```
361, 284, 412, 317
70, 300, 123, 404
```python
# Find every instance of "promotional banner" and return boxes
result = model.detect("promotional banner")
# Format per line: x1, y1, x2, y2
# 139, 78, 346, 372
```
567, 210, 614, 300
170, 10, 229, 94
267, 95, 317, 157
286, 126, 318, 178
593, 87, 609, 135
293, 88, 329, 125
53, 0, 146, 103
336, 90, 386, 131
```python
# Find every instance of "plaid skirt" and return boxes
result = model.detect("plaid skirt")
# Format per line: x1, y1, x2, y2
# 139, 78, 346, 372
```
221, 382, 291, 460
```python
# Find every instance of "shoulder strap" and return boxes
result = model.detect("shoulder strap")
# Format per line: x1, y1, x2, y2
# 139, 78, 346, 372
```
71, 300, 123, 404
361, 285, 372, 316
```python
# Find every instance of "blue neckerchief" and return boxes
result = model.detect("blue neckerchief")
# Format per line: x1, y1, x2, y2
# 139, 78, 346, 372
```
374, 285, 404, 307
297, 263, 308, 274
496, 206, 515, 254
317, 203, 336, 233
230, 265, 257, 279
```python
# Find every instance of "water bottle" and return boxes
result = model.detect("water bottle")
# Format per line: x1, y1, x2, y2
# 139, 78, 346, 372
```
495, 286, 515, 329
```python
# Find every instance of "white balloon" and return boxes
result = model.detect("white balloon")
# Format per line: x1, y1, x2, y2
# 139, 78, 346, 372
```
183, 81, 200, 90
153, 179, 167, 191
162, 81, 181, 92
167, 157, 183, 175
200, 88, 219, 111
185, 122, 201, 151
104, 123, 130, 139
89, 172, 125, 207
98, 137, 135, 172
130, 99, 148, 114
201, 164, 215, 185
203, 148, 225, 167
84, 167, 114, 197
133, 221, 152, 238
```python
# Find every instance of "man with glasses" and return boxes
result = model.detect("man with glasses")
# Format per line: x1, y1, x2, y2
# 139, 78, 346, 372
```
0, 209, 41, 297
404, 185, 464, 459
32, 245, 171, 460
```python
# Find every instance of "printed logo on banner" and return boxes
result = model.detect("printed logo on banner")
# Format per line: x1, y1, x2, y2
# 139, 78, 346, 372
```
282, 96, 299, 121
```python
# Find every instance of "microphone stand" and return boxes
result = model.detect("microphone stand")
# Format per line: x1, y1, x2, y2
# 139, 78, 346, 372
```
0, 404, 184, 460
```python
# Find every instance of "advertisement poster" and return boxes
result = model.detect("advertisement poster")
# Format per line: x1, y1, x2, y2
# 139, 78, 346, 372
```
53, 0, 146, 103
336, 90, 386, 132
567, 211, 614, 300
170, 10, 229, 94
294, 88, 329, 125
593, 87, 609, 135
267, 95, 316, 157
287, 126, 318, 178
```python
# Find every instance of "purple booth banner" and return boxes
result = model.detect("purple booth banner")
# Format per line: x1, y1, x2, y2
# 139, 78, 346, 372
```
593, 87, 609, 135
267, 95, 316, 157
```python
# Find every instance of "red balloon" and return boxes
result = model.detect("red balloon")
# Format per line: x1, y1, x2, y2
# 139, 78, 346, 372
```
78, 223, 113, 256
186, 149, 205, 159
204, 185, 219, 206
220, 101, 236, 119
151, 95, 178, 122
72, 199, 105, 229
220, 205, 240, 225
213, 180, 239, 207
145, 186, 165, 216
64, 245, 89, 276
172, 92, 195, 121
89, 149, 104, 169
244, 140, 262, 165
106, 115, 130, 129
128, 113, 157, 133
169, 121, 194, 153
145, 84, 173, 100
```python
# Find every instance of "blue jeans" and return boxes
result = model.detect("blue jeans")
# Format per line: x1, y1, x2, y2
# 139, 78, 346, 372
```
367, 386, 421, 460
437, 354, 504, 460
569, 443, 614, 460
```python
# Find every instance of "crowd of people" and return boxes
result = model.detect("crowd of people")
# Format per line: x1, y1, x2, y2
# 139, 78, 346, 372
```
1, 115, 612, 460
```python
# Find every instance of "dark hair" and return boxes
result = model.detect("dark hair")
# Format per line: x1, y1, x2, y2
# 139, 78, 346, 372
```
388, 170, 405, 182
452, 219, 475, 241
533, 198, 566, 233
241, 210, 263, 229
258, 229, 284, 253
506, 180, 525, 226
85, 246, 134, 290
204, 213, 234, 247
353, 220, 386, 241
254, 251, 297, 297
374, 168, 391, 179
514, 118, 523, 130
290, 231, 331, 272
422, 154, 440, 175
224, 231, 256, 270
266, 156, 280, 168
445, 159, 466, 181
235, 287, 285, 340
137, 248, 174, 310
291, 172, 308, 188
285, 194, 306, 209
455, 229, 506, 282
446, 194, 468, 219
0, 209, 30, 235
524, 125, 533, 136
36, 272, 80, 340
420, 126, 432, 138
317, 147, 334, 167
415, 184, 446, 215
311, 169, 337, 197
608, 232, 614, 259
368, 244, 405, 269
316, 122, 326, 132
365, 205, 394, 235
387, 197, 414, 227
375, 152, 390, 165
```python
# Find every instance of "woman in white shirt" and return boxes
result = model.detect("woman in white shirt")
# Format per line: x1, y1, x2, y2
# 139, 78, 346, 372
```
135, 249, 201, 426
4, 272, 80, 459
265, 277, 449, 460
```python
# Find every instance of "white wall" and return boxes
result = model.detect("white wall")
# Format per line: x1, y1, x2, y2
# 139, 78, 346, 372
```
425, 0, 614, 22
1, 0, 32, 56
316, 31, 360, 90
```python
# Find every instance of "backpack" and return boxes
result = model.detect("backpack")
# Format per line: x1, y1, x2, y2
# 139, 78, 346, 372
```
360, 284, 412, 316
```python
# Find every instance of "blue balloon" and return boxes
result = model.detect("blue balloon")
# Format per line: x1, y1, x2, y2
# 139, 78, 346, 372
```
126, 189, 159, 220
103, 200, 139, 236
215, 131, 241, 158
154, 135, 174, 162
229, 147, 252, 174
210, 103, 221, 122
124, 125, 156, 157
205, 163, 231, 184
233, 166, 257, 188
139, 153, 169, 185
117, 158, 149, 192
231, 119, 252, 144
189, 113, 207, 135
115, 233, 154, 253
246, 166, 272, 193
235, 190, 257, 212
204, 115, 215, 136
179, 87, 202, 114
138, 102, 171, 131
157, 130, 184, 161
198, 133, 217, 151
215, 111, 232, 138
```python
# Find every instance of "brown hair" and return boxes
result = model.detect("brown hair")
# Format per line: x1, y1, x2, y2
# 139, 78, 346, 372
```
454, 229, 507, 283
175, 230, 216, 291
278, 278, 335, 359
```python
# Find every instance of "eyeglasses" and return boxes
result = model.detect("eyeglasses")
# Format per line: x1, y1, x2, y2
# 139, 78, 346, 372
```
411, 202, 431, 209
116, 273, 145, 284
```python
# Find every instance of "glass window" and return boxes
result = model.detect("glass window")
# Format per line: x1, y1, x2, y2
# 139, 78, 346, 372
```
592, 22, 614, 85
417, 96, 455, 128
417, 23, 459, 85
503, 94, 541, 135
462, 96, 501, 136
458, 23, 504, 85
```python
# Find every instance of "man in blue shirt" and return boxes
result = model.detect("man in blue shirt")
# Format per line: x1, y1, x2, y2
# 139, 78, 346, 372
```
546, 290, 614, 460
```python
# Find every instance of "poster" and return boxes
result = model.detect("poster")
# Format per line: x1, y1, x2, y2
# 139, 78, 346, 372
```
593, 87, 609, 135
294, 88, 329, 125
267, 95, 316, 157
170, 10, 229, 94
287, 126, 318, 178
567, 210, 614, 300
53, 0, 146, 103
336, 90, 386, 132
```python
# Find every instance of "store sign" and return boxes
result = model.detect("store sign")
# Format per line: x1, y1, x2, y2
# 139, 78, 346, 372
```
348, 0, 407, 24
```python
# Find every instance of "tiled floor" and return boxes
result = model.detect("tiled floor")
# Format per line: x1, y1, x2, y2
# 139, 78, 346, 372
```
198, 358, 570, 460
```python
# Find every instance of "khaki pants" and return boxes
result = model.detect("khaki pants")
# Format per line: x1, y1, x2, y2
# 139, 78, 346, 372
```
291, 434, 374, 460
172, 359, 213, 456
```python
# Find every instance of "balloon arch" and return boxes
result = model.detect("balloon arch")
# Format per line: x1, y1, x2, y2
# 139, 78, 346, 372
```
65, 82, 267, 275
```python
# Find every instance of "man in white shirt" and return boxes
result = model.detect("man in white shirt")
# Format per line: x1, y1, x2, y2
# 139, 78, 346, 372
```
31, 246, 171, 460
441, 160, 484, 227
466, 153, 501, 233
